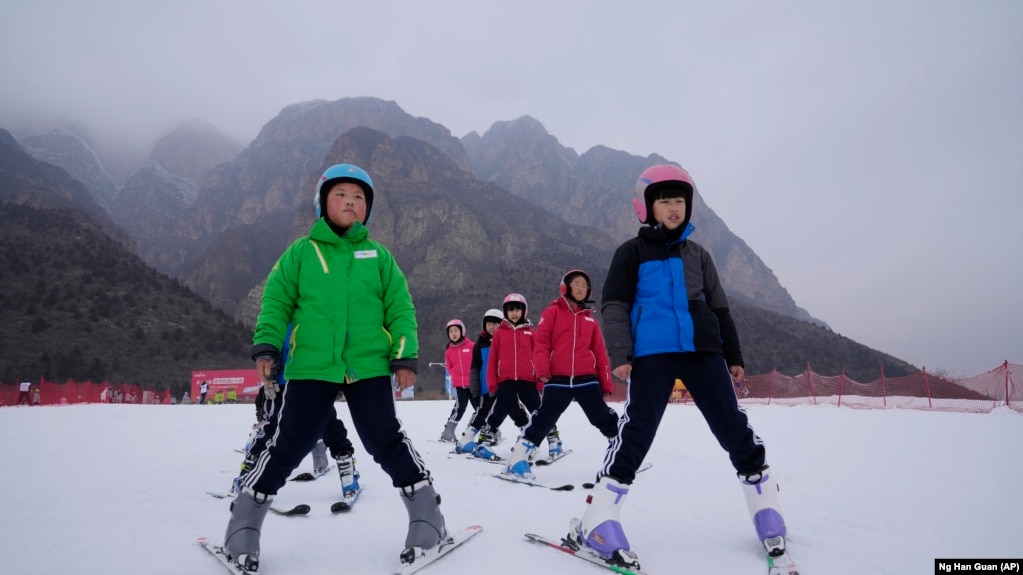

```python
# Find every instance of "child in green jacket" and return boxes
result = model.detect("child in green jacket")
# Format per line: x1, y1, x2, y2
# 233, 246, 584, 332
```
222, 163, 447, 572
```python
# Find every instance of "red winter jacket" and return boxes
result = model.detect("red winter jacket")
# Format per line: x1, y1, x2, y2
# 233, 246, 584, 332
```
444, 337, 475, 388
487, 319, 537, 389
533, 297, 613, 394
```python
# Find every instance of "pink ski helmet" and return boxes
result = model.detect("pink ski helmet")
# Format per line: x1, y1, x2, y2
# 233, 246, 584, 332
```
633, 164, 695, 225
502, 293, 528, 318
445, 319, 465, 337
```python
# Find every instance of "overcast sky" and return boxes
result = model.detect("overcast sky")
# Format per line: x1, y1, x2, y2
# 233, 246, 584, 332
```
2, 1, 1020, 377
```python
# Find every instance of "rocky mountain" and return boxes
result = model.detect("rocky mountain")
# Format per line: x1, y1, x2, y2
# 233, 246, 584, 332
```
154, 99, 473, 312
20, 128, 119, 209
148, 118, 242, 187
0, 132, 253, 394
110, 161, 198, 275
1, 97, 921, 391
462, 116, 814, 322
0, 129, 129, 248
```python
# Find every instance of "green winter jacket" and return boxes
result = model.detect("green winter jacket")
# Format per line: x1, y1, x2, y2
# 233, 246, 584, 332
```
253, 218, 418, 384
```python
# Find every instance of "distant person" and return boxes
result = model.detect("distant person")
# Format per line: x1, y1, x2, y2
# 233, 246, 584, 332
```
182, 390, 191, 405
18, 379, 31, 406
199, 380, 209, 404
438, 319, 476, 442
223, 163, 447, 573
455, 307, 532, 457
564, 164, 790, 570
475, 294, 551, 454
227, 388, 237, 404
504, 270, 619, 478
214, 389, 225, 404
32, 388, 41, 406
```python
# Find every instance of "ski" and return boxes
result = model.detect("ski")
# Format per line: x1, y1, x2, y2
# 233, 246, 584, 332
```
197, 536, 254, 575
391, 524, 483, 575
448, 450, 505, 463
524, 532, 649, 575
767, 551, 800, 575
534, 449, 573, 466
582, 463, 653, 489
205, 491, 310, 517
493, 472, 575, 491
290, 465, 334, 482
270, 503, 311, 516
330, 488, 363, 513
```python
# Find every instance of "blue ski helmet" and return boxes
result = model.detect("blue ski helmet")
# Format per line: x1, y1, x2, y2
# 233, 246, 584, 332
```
314, 164, 375, 225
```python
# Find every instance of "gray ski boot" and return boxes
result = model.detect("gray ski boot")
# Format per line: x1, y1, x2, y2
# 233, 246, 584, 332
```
223, 487, 273, 572
398, 478, 449, 564
439, 420, 458, 442
311, 440, 330, 474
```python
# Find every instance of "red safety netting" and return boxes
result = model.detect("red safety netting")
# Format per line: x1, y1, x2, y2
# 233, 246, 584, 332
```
3, 361, 1020, 413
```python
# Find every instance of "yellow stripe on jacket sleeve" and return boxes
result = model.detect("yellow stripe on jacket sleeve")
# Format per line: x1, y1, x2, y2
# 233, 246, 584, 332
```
310, 240, 330, 273
395, 335, 407, 359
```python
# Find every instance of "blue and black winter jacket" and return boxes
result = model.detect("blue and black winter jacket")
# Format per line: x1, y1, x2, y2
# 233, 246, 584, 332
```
601, 222, 743, 369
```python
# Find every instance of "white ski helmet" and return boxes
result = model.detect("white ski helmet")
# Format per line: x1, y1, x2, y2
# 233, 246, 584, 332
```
482, 308, 504, 329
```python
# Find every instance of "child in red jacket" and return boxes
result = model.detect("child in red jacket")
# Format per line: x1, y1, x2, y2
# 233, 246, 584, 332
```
471, 293, 549, 459
438, 319, 477, 441
504, 270, 620, 477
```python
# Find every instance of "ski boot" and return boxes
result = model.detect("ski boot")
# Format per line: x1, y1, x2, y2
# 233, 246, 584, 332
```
232, 454, 256, 494
455, 426, 478, 454
547, 428, 563, 459
223, 487, 273, 572
439, 420, 457, 443
568, 476, 640, 569
472, 443, 500, 460
740, 465, 788, 557
399, 478, 449, 564
335, 450, 361, 497
311, 440, 330, 475
478, 427, 501, 446
504, 437, 536, 479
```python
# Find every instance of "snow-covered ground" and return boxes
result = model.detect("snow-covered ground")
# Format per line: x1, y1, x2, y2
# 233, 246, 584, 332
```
2, 400, 1020, 574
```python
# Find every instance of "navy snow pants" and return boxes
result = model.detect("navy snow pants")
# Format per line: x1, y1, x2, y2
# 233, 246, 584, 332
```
244, 377, 429, 494
523, 377, 619, 445
602, 352, 765, 483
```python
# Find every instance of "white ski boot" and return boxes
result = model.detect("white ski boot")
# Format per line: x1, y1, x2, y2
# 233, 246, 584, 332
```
455, 427, 478, 454
335, 450, 361, 497
399, 478, 449, 564
504, 438, 537, 479
547, 428, 563, 458
740, 466, 788, 557
569, 476, 639, 569
223, 487, 273, 572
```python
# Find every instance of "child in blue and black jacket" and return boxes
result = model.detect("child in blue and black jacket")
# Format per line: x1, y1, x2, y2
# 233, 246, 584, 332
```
567, 164, 791, 570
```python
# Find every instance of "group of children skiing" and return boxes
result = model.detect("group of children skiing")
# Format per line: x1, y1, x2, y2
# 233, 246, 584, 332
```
219, 161, 791, 574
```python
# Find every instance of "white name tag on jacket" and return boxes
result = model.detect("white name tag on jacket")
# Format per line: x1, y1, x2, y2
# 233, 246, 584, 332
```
354, 250, 378, 259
